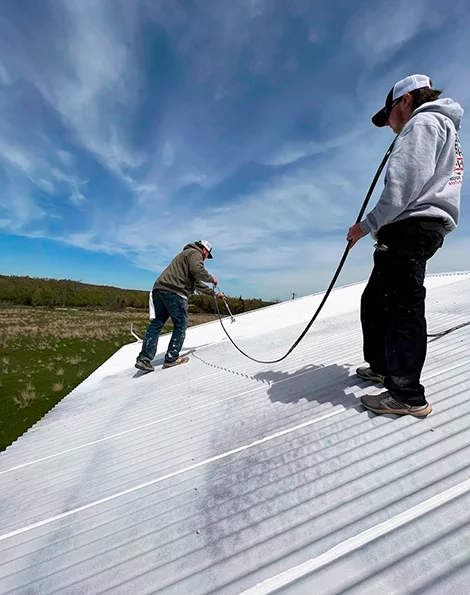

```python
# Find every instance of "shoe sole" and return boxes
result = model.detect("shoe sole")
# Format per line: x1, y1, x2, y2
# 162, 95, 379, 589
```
361, 401, 433, 417
162, 357, 189, 369
356, 371, 385, 384
135, 362, 154, 372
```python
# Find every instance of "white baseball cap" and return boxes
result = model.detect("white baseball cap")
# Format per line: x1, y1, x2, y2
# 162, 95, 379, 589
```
372, 74, 432, 127
198, 239, 213, 258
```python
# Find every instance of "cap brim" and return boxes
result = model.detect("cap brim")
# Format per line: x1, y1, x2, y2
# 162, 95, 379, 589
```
372, 107, 388, 127
207, 252, 213, 259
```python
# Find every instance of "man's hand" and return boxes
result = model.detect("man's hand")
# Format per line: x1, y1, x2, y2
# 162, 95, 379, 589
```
212, 276, 219, 286
347, 223, 367, 248
215, 292, 224, 299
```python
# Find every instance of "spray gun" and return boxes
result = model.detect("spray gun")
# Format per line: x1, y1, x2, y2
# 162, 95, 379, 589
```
214, 286, 236, 323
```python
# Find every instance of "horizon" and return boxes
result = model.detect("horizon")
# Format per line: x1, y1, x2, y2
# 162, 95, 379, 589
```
1, 0, 469, 301
0, 273, 279, 302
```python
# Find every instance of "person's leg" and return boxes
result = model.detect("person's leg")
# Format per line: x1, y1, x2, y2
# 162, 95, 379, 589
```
137, 290, 169, 364
383, 222, 444, 404
159, 292, 189, 364
362, 219, 444, 414
360, 248, 388, 378
383, 248, 428, 404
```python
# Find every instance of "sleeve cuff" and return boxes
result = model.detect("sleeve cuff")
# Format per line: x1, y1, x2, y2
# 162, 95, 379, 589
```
359, 219, 372, 235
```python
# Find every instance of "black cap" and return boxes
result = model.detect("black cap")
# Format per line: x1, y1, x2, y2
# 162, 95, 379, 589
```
372, 75, 433, 127
372, 87, 395, 127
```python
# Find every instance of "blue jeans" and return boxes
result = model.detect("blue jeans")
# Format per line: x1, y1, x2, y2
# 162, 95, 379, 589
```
138, 289, 188, 364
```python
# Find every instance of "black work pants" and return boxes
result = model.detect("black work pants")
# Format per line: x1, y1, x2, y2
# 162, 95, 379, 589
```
360, 217, 446, 405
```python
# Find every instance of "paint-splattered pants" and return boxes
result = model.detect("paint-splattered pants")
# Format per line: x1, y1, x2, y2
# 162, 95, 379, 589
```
138, 289, 188, 364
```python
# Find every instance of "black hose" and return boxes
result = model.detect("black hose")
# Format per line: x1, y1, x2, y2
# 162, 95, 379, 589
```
213, 137, 398, 364
427, 321, 470, 340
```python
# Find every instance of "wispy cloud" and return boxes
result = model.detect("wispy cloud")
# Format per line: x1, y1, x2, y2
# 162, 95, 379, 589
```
346, 0, 447, 65
0, 1, 142, 183
42, 1, 143, 176
0, 0, 468, 298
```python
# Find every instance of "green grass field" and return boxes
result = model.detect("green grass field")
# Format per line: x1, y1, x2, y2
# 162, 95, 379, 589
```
0, 307, 216, 451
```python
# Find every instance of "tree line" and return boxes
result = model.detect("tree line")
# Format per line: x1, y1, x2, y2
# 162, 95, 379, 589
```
0, 275, 277, 314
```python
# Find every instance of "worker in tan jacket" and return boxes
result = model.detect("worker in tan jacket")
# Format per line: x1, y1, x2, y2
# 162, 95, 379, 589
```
136, 240, 223, 372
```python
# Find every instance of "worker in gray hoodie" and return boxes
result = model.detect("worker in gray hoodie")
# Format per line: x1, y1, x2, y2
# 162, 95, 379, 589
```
136, 240, 223, 372
347, 74, 464, 417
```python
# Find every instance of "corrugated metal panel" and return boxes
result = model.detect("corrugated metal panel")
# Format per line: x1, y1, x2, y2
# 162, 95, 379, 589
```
1, 273, 470, 594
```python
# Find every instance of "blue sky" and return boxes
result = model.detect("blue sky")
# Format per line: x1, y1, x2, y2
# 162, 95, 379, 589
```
0, 0, 468, 301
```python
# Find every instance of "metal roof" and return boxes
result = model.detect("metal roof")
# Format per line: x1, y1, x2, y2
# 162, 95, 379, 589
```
1, 272, 470, 594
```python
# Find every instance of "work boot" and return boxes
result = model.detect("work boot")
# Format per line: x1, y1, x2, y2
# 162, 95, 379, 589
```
356, 366, 385, 384
135, 358, 154, 372
163, 356, 189, 369
361, 392, 432, 417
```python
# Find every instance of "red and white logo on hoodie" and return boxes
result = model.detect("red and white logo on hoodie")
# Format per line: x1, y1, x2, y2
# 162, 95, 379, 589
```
450, 135, 464, 186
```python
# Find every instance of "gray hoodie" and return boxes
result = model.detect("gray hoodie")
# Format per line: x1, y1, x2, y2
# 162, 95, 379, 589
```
360, 98, 465, 238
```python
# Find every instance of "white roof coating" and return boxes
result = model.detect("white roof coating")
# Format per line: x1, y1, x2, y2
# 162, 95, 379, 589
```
1, 272, 470, 594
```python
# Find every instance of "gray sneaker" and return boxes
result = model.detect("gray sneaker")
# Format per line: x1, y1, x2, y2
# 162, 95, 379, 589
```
135, 359, 154, 372
361, 392, 432, 417
356, 366, 385, 384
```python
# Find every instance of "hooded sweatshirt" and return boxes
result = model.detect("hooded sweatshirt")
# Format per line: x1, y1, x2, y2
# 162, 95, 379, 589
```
153, 243, 216, 299
360, 98, 464, 239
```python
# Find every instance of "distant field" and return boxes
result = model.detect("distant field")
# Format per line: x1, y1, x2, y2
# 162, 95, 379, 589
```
0, 307, 217, 451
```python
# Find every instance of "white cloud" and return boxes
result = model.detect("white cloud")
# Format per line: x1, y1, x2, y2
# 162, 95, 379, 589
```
264, 143, 323, 167
0, 186, 46, 231
0, 132, 89, 228
57, 151, 75, 168
41, 2, 143, 177
0, 59, 11, 85
218, 237, 377, 300
137, 0, 338, 192
49, 74, 468, 298
228, 233, 470, 301
0, 0, 469, 300
50, 168, 88, 206
427, 234, 470, 276
0, 135, 55, 231
0, 0, 144, 185
46, 127, 388, 296
346, 0, 446, 64
55, 231, 127, 257
37, 179, 56, 194
69, 188, 87, 206
0, 137, 35, 176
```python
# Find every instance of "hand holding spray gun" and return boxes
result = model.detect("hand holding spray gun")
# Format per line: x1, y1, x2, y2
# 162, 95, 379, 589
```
213, 283, 236, 323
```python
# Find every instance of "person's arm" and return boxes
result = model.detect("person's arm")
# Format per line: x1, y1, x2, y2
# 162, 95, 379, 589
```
359, 121, 445, 235
194, 279, 214, 296
187, 250, 215, 284
194, 280, 224, 299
